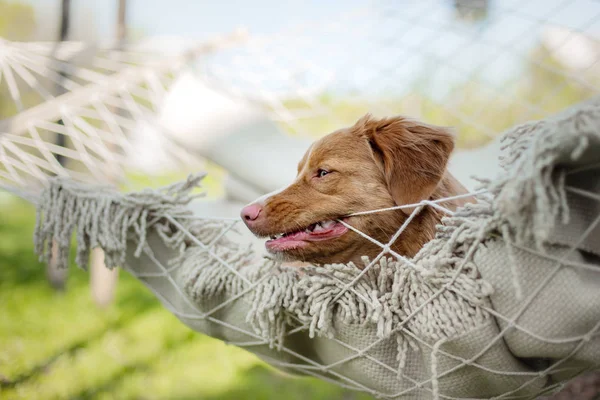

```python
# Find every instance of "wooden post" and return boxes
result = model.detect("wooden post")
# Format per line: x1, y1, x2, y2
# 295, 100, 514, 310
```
89, 0, 127, 307
47, 0, 71, 291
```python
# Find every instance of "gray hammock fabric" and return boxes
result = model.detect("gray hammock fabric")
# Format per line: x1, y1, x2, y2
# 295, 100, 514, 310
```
33, 98, 600, 399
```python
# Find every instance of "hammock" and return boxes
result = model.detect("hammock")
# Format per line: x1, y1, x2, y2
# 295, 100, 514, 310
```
31, 97, 600, 399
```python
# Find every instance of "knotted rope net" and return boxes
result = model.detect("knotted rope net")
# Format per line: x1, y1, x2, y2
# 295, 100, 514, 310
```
31, 99, 600, 399
2, 1, 600, 399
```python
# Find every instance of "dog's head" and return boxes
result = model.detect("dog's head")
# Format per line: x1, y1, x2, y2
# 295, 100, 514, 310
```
241, 114, 466, 266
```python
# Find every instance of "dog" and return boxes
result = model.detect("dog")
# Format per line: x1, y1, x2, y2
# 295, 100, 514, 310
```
240, 114, 472, 267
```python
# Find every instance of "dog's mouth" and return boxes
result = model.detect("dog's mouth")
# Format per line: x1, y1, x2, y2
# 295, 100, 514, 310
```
265, 218, 349, 252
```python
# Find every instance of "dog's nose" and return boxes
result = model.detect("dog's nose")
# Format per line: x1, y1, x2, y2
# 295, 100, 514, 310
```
241, 203, 262, 223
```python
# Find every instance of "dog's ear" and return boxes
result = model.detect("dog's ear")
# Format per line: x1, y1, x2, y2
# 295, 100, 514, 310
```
356, 114, 455, 214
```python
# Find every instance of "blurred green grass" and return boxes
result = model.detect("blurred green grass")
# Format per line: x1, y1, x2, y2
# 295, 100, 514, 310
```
0, 197, 372, 400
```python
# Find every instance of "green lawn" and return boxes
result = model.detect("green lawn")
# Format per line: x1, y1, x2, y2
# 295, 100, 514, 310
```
0, 196, 372, 400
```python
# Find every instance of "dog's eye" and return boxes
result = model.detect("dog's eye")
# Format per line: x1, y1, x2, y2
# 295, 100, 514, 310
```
316, 169, 330, 178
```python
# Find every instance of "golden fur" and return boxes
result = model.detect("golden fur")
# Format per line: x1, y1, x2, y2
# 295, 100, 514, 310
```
243, 114, 472, 267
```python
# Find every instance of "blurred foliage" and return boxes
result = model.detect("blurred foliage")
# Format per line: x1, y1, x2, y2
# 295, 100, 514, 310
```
0, 196, 373, 400
524, 44, 596, 118
452, 0, 489, 23
0, 1, 37, 119
0, 0, 35, 41
279, 42, 598, 149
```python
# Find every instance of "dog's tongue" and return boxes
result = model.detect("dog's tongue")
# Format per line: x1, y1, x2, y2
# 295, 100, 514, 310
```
266, 222, 349, 252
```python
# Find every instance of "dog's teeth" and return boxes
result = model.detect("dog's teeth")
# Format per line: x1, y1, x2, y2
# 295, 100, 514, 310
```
321, 220, 335, 228
313, 223, 325, 232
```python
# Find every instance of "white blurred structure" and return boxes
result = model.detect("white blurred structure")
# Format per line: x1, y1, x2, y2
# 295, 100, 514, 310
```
542, 26, 600, 72
149, 71, 311, 198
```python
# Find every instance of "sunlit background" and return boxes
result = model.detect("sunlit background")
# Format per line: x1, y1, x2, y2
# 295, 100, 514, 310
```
1, 0, 599, 399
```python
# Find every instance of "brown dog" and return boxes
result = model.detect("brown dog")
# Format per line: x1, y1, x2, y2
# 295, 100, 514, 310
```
240, 114, 471, 267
